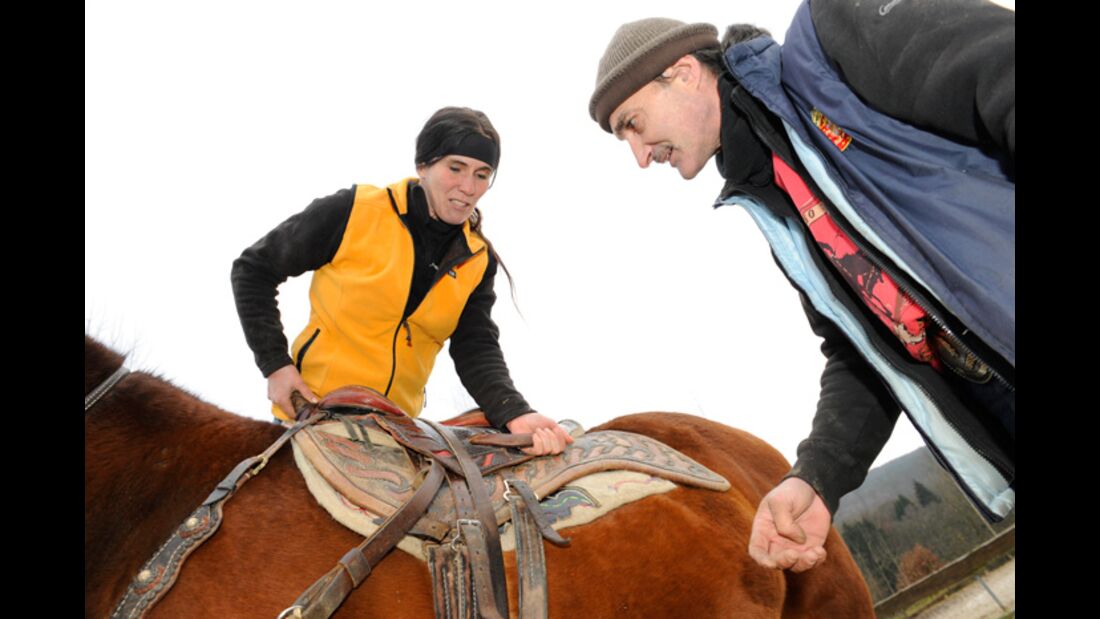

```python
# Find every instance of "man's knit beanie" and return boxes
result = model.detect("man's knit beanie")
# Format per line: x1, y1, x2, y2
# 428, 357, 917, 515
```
589, 18, 719, 133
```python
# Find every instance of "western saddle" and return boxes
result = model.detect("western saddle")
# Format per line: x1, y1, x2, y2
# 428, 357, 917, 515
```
109, 386, 730, 619
283, 386, 565, 619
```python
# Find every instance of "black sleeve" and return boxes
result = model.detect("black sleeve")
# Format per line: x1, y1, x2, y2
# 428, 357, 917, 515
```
230, 187, 355, 377
811, 0, 1015, 159
786, 292, 902, 516
448, 253, 534, 429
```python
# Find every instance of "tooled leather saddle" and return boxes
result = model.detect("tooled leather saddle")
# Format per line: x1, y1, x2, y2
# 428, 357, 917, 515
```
110, 386, 731, 619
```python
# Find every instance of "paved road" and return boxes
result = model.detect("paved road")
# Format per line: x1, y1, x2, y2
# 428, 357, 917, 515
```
912, 557, 1015, 619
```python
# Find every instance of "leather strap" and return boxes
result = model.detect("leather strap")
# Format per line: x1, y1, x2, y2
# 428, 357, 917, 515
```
110, 502, 224, 619
504, 479, 570, 548
111, 412, 326, 619
509, 482, 549, 619
457, 515, 505, 619
284, 461, 446, 619
373, 414, 463, 475
445, 473, 503, 619
468, 432, 533, 448
426, 420, 511, 619
85, 364, 130, 412
428, 541, 474, 619
205, 413, 326, 506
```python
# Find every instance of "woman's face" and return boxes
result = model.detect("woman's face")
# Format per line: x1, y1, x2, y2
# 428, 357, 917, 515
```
417, 155, 493, 225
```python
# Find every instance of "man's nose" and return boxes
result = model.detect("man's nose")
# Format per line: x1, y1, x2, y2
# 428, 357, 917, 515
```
626, 134, 651, 169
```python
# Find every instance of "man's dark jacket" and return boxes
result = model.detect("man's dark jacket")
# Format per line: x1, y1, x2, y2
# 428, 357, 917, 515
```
713, 0, 1014, 519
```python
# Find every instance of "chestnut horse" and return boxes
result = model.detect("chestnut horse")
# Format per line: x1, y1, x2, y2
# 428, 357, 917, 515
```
85, 336, 873, 618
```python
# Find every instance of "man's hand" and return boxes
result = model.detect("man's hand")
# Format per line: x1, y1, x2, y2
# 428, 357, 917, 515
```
748, 477, 831, 572
267, 365, 319, 419
505, 412, 574, 456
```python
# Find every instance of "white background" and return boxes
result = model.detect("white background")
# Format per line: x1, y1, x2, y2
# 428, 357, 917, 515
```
85, 0, 988, 469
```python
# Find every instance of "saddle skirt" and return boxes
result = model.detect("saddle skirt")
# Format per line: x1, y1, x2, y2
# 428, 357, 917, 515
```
291, 413, 731, 560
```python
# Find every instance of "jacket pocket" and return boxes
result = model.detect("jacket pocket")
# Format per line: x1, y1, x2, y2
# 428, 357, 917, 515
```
295, 328, 321, 371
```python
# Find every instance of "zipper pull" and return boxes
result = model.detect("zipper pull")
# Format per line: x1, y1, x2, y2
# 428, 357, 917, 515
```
402, 320, 412, 347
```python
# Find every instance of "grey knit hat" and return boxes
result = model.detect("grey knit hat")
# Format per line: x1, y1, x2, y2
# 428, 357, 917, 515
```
589, 18, 719, 133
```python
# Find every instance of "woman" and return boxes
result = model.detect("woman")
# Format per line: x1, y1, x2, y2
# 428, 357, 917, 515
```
231, 106, 571, 455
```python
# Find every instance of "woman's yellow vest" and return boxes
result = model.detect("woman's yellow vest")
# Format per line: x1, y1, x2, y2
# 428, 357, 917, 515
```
278, 178, 489, 421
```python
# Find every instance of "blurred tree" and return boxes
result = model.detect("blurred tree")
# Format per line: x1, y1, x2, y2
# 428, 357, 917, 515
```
896, 544, 944, 588
841, 518, 898, 600
894, 494, 913, 521
914, 480, 941, 507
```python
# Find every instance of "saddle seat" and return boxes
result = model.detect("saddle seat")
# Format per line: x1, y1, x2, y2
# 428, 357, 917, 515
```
292, 386, 731, 559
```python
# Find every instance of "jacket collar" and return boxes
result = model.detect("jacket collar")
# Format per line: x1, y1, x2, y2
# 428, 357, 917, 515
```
386, 177, 487, 257
715, 72, 773, 190
713, 72, 801, 223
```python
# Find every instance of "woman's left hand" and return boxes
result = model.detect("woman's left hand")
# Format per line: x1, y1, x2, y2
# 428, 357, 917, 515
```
506, 412, 575, 456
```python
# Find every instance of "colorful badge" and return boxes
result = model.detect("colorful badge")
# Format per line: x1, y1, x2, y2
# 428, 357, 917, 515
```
811, 109, 853, 152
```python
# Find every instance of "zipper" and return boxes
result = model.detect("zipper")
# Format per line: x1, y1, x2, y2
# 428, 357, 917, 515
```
897, 355, 1012, 483
743, 181, 1016, 481
383, 318, 411, 397
737, 178, 1013, 480
384, 188, 420, 398
382, 186, 487, 398
730, 93, 1013, 389
810, 188, 1014, 392
905, 411, 1010, 522
295, 328, 321, 371
432, 245, 486, 287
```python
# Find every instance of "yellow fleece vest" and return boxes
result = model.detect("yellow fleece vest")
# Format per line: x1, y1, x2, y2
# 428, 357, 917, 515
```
279, 178, 489, 420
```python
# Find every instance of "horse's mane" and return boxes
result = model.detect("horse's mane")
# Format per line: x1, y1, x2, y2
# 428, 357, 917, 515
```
84, 334, 281, 433
85, 334, 126, 396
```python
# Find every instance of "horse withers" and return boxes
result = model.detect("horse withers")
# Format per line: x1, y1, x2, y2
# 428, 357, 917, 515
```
84, 335, 873, 617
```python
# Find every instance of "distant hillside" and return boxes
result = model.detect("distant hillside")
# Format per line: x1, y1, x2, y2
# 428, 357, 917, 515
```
832, 447, 1015, 602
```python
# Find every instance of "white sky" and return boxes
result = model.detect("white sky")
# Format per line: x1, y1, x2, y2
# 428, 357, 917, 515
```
85, 0, 947, 469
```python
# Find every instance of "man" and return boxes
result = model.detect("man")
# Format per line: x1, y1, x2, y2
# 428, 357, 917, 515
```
588, 0, 1013, 572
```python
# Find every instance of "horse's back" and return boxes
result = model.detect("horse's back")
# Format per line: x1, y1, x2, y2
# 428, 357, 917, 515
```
584, 412, 874, 618
101, 400, 871, 617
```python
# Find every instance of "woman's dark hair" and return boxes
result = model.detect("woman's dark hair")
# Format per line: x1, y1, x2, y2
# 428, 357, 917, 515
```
414, 106, 517, 304
415, 106, 501, 171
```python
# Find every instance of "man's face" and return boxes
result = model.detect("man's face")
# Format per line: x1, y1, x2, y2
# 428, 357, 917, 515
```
610, 66, 720, 180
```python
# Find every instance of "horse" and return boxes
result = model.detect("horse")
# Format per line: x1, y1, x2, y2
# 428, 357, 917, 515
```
85, 335, 874, 618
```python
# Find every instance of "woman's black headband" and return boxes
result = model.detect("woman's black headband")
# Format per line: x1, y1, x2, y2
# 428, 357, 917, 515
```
446, 132, 500, 170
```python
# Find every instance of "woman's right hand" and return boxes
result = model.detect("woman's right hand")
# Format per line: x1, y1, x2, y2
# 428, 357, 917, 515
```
267, 365, 319, 419
506, 412, 574, 456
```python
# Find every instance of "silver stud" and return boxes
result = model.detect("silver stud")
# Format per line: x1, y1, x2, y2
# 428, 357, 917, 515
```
138, 569, 153, 582
185, 517, 200, 529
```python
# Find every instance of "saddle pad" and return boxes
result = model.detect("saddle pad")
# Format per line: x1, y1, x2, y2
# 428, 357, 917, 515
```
292, 417, 730, 560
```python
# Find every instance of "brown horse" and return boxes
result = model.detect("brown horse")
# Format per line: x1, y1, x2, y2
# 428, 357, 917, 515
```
85, 335, 873, 618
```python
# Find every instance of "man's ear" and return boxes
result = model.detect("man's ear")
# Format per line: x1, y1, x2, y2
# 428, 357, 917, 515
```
665, 54, 703, 85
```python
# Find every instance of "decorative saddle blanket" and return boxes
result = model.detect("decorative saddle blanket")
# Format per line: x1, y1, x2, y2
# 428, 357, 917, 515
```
292, 412, 730, 560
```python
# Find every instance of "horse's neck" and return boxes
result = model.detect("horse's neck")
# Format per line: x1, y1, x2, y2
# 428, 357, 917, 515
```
84, 369, 282, 608
87, 370, 282, 514
85, 335, 125, 395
